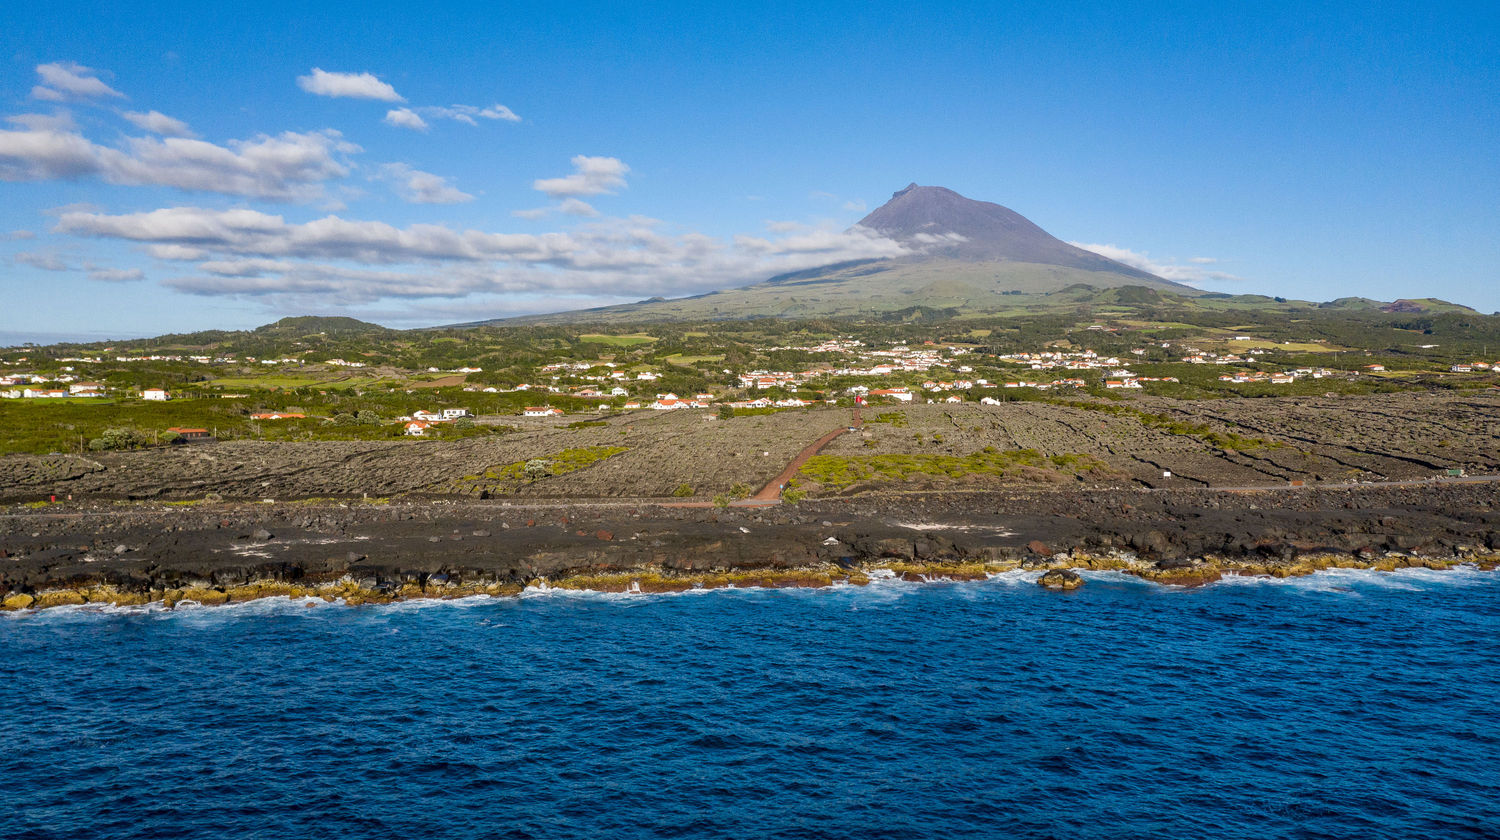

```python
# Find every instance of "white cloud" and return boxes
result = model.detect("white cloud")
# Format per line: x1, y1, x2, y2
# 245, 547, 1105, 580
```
477, 104, 521, 122
3, 230, 36, 241
121, 110, 195, 138
32, 62, 125, 101
533, 155, 629, 198
15, 250, 72, 271
296, 68, 405, 102
0, 123, 357, 202
510, 207, 552, 220
559, 199, 598, 217
85, 263, 144, 282
383, 108, 429, 131
377, 163, 474, 204
7, 112, 77, 132
56, 205, 912, 308
842, 200, 867, 212
385, 103, 521, 130
1069, 242, 1242, 285
422, 104, 522, 125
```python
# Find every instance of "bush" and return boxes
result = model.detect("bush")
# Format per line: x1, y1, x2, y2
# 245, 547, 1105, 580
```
717, 404, 733, 419
523, 458, 553, 481
356, 410, 380, 426
332, 413, 356, 426
671, 483, 695, 497
87, 427, 147, 451
159, 430, 181, 445
712, 493, 731, 508
453, 417, 475, 429
728, 482, 752, 500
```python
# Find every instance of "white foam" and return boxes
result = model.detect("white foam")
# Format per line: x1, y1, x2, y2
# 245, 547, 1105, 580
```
1208, 564, 1493, 593
894, 522, 1017, 536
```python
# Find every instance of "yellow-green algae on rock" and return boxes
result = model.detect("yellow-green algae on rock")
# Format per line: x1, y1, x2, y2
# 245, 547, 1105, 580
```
3, 552, 1497, 611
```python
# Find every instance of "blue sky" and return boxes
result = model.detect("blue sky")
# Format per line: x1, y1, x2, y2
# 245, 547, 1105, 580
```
2, 1, 1497, 342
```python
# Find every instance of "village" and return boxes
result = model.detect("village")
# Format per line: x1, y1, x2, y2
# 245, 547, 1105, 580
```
3, 328, 1498, 452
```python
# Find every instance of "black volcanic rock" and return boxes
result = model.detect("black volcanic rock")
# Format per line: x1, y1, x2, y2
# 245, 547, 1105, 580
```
855, 183, 1160, 279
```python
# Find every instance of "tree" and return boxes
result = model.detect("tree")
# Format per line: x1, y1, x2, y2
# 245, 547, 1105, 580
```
717, 404, 733, 420
88, 427, 147, 451
355, 410, 380, 426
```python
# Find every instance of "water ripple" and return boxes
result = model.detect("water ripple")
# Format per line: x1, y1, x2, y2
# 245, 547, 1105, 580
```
2, 569, 1498, 839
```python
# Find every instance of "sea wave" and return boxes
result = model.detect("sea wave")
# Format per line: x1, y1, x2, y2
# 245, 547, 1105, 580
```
1208, 563, 1491, 592
4, 564, 1492, 622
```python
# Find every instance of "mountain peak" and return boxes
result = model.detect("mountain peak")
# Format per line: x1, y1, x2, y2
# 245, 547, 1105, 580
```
855, 184, 1161, 281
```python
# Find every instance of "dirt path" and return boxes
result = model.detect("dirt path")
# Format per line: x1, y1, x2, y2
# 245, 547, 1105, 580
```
745, 404, 863, 504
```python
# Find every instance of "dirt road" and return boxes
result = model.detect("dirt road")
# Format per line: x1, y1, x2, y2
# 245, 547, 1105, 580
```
746, 404, 863, 504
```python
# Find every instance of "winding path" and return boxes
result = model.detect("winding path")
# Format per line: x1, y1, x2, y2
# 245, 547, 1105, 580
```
740, 404, 863, 505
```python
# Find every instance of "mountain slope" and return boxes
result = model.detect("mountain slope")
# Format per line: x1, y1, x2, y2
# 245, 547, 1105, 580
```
855, 183, 1162, 279
473, 184, 1195, 325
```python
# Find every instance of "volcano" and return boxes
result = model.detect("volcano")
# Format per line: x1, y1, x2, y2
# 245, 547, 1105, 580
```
476, 184, 1194, 324
852, 183, 1162, 279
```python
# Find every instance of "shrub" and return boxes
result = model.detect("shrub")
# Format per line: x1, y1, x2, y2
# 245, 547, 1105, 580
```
332, 413, 356, 426
355, 410, 380, 426
87, 427, 147, 451
728, 482, 752, 500
712, 493, 731, 508
522, 459, 553, 481
671, 483, 695, 497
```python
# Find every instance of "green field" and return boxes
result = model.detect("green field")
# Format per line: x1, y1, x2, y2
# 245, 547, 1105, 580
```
579, 333, 657, 346
208, 375, 386, 390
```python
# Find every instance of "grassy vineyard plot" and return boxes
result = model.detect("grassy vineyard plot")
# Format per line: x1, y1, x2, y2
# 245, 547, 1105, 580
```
796, 447, 1114, 491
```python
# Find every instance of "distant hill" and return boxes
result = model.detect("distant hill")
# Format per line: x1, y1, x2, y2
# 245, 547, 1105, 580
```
250, 316, 394, 339
475, 183, 1195, 325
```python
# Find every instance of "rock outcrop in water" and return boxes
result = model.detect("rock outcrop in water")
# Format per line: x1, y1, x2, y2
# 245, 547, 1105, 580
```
1038, 569, 1084, 590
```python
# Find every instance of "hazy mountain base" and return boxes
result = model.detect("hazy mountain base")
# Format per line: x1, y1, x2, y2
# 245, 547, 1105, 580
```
481, 261, 1193, 326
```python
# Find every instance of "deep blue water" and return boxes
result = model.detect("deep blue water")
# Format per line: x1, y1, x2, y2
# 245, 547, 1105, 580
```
3, 568, 1499, 839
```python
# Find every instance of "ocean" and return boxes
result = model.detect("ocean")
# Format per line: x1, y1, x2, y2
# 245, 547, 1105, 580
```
3, 568, 1498, 839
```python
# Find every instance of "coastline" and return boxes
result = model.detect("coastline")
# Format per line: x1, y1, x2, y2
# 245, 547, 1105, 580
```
4, 483, 1498, 611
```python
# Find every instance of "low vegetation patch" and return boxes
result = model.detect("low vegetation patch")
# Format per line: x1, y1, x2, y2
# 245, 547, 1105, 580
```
798, 447, 1114, 490
454, 445, 628, 495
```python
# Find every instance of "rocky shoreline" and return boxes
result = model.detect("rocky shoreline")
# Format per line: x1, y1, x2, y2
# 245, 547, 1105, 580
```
3, 483, 1497, 611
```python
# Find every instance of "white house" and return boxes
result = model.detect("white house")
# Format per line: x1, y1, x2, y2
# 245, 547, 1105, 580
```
441, 408, 473, 420
142, 388, 170, 401
524, 407, 563, 417
404, 421, 431, 436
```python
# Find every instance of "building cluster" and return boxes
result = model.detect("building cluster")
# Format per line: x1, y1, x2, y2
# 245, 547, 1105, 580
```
399, 408, 474, 436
